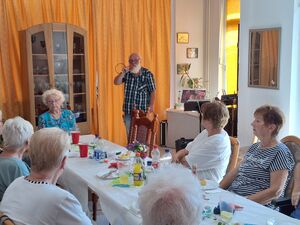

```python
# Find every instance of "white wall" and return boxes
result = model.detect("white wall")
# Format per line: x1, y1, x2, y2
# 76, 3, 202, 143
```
175, 0, 205, 104
238, 0, 299, 146
173, 0, 225, 103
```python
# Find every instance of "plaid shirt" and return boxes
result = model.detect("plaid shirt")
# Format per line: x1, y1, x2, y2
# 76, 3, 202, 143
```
122, 67, 156, 115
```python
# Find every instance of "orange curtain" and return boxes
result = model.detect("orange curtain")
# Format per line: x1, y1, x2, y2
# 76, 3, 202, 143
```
0, 0, 170, 146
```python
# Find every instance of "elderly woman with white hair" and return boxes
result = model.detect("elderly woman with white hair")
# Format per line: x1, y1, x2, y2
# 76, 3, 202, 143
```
0, 116, 33, 201
38, 88, 76, 133
0, 127, 92, 225
138, 164, 203, 225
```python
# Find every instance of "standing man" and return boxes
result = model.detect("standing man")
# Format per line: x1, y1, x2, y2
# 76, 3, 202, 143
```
114, 53, 156, 136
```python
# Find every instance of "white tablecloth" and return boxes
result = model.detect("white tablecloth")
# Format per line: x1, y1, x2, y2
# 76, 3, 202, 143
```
59, 136, 300, 225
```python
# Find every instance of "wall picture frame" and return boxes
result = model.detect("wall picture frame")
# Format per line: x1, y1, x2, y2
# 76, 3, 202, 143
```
186, 48, 198, 58
177, 32, 189, 44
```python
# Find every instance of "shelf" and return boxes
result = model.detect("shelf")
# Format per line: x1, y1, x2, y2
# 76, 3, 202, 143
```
33, 74, 49, 77
73, 92, 86, 95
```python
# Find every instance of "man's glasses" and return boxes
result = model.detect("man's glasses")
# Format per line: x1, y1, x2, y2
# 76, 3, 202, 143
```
129, 58, 140, 63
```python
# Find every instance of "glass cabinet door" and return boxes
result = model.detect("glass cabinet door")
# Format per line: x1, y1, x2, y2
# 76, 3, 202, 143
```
53, 31, 69, 108
72, 32, 87, 123
31, 31, 50, 124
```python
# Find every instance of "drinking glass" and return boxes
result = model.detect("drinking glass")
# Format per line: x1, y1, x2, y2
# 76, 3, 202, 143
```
219, 192, 235, 223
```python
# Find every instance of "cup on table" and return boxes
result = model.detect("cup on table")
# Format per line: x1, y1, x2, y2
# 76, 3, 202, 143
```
71, 131, 80, 144
79, 143, 89, 158
118, 166, 129, 185
219, 192, 235, 223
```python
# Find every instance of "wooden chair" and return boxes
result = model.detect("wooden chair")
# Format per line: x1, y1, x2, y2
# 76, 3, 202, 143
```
0, 212, 15, 225
226, 136, 240, 173
128, 109, 159, 157
272, 135, 300, 215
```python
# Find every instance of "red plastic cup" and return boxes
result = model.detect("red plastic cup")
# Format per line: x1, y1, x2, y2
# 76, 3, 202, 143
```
71, 131, 80, 144
79, 143, 88, 158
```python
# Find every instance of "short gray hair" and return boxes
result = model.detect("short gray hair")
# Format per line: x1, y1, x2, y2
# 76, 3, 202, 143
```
2, 117, 34, 150
139, 164, 203, 225
42, 88, 65, 106
29, 127, 70, 172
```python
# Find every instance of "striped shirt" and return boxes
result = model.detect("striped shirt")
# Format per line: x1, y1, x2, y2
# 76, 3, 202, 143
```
228, 142, 295, 208
122, 67, 156, 115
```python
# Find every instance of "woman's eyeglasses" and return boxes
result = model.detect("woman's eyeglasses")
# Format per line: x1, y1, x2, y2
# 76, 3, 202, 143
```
47, 99, 60, 104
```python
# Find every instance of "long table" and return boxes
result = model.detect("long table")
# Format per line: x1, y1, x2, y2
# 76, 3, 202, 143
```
59, 136, 300, 225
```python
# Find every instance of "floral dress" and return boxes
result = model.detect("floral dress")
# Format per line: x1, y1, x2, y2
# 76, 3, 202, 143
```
38, 109, 76, 133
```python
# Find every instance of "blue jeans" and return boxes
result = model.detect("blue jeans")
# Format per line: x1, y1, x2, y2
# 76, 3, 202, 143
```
123, 114, 131, 137
291, 204, 300, 219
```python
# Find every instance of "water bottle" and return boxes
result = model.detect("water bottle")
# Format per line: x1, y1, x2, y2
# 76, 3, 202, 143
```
93, 134, 104, 160
161, 149, 172, 167
151, 145, 160, 169
145, 161, 154, 173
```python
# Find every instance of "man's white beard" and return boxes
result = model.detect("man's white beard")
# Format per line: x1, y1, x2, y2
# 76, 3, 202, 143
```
130, 64, 141, 74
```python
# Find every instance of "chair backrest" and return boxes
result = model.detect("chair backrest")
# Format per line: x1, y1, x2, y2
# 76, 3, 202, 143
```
0, 212, 15, 225
280, 135, 300, 197
226, 136, 240, 173
128, 109, 159, 156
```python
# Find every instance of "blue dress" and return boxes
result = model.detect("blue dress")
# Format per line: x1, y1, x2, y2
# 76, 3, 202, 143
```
38, 109, 76, 133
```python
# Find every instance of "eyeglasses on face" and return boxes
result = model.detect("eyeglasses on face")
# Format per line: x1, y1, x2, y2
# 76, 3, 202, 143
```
129, 58, 140, 63
47, 99, 60, 104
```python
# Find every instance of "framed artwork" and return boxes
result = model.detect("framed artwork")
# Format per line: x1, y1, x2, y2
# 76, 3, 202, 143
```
177, 32, 189, 44
180, 89, 206, 103
187, 48, 198, 58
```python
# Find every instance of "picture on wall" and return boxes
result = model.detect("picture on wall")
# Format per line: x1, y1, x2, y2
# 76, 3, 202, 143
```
186, 48, 198, 58
177, 32, 189, 44
180, 89, 206, 103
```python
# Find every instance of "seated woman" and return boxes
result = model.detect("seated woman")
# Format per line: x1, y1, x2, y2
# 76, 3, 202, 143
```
220, 105, 295, 208
0, 116, 33, 201
0, 127, 92, 225
38, 88, 76, 133
172, 101, 231, 182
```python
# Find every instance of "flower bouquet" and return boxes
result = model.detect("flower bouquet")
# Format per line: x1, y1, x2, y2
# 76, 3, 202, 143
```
126, 141, 148, 159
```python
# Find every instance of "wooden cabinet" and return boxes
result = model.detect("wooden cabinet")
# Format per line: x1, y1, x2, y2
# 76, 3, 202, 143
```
20, 23, 90, 134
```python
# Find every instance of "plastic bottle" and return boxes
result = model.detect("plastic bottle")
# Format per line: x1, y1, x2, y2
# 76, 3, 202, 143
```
151, 145, 160, 169
145, 161, 154, 173
93, 134, 104, 160
133, 152, 144, 186
160, 149, 172, 167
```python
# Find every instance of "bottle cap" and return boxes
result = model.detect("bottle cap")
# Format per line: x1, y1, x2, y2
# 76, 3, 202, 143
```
165, 149, 170, 153
147, 161, 152, 166
136, 152, 141, 157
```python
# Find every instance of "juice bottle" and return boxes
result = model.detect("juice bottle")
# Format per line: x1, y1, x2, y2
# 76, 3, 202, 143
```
133, 152, 144, 186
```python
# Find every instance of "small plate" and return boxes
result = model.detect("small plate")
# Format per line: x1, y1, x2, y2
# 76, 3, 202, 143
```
199, 179, 219, 190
